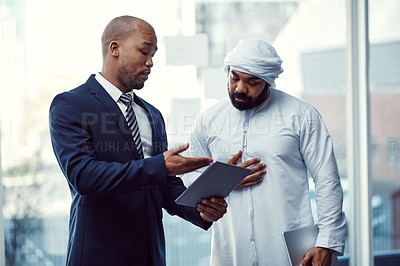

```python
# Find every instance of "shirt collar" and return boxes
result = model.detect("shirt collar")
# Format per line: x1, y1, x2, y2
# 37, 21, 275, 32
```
95, 73, 133, 102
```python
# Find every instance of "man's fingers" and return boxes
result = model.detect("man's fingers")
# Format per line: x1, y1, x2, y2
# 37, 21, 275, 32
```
185, 157, 213, 169
199, 212, 219, 222
243, 171, 264, 182
208, 198, 227, 210
235, 177, 263, 190
250, 164, 266, 174
234, 164, 266, 190
227, 150, 242, 165
172, 157, 213, 175
164, 143, 213, 176
236, 180, 262, 190
197, 198, 227, 222
299, 253, 311, 266
238, 157, 260, 168
299, 247, 332, 266
248, 162, 266, 174
199, 198, 227, 212
164, 157, 212, 176
168, 143, 189, 155
198, 208, 223, 222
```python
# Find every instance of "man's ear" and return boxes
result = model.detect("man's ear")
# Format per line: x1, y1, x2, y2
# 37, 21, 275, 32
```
109, 41, 119, 57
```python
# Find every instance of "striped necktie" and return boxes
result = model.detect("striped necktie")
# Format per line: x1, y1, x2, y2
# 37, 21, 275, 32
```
119, 93, 144, 159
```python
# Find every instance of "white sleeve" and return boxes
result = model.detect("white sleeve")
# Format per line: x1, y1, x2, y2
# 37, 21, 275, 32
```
300, 107, 347, 255
181, 114, 212, 187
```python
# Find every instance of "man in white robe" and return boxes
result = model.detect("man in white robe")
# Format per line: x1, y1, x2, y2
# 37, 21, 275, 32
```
183, 39, 346, 266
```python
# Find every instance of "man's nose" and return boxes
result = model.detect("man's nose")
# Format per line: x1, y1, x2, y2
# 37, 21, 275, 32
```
236, 81, 247, 94
145, 56, 153, 67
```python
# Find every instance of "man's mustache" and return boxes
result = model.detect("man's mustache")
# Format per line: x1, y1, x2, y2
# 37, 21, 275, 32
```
231, 92, 251, 101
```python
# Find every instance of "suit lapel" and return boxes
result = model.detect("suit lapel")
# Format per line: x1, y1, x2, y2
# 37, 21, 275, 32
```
86, 75, 142, 159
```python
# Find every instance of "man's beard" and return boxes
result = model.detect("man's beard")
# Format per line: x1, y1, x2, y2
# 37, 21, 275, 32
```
118, 64, 145, 92
228, 84, 269, 110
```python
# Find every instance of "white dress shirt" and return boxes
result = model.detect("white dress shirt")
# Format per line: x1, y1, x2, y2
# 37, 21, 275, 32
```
95, 73, 152, 158
183, 88, 346, 266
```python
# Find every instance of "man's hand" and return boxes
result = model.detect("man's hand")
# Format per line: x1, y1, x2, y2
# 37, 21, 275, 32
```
197, 197, 227, 222
300, 247, 332, 266
163, 143, 213, 176
227, 150, 266, 190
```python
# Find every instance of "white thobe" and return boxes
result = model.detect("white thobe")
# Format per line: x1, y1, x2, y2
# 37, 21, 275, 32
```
183, 89, 346, 266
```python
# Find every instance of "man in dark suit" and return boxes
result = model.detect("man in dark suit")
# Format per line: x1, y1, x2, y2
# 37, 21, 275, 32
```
49, 15, 227, 266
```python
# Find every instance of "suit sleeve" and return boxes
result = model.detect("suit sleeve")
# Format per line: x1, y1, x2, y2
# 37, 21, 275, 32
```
162, 175, 212, 230
49, 93, 168, 196
153, 112, 212, 230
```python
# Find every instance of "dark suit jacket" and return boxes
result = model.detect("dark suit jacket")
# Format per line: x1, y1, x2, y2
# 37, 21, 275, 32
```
49, 75, 211, 266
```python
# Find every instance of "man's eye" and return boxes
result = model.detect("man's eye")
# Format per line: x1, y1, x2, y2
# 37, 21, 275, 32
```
140, 50, 148, 55
248, 80, 261, 86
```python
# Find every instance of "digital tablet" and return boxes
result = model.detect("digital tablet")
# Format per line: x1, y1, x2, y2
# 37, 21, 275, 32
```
175, 161, 251, 207
282, 224, 338, 266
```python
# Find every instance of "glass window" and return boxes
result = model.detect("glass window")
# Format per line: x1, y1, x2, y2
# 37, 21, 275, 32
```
371, 137, 380, 165
369, 0, 400, 258
397, 141, 400, 166
0, 0, 186, 265
2, 0, 399, 265
387, 139, 396, 166
276, 0, 349, 257
169, 0, 350, 264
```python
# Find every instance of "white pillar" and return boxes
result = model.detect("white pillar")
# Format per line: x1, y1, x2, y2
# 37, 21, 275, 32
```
346, 0, 373, 265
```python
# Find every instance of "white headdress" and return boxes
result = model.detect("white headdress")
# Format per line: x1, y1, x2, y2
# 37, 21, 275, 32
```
224, 39, 283, 89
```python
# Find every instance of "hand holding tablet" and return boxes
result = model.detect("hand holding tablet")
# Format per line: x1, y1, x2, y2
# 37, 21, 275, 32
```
175, 161, 251, 207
